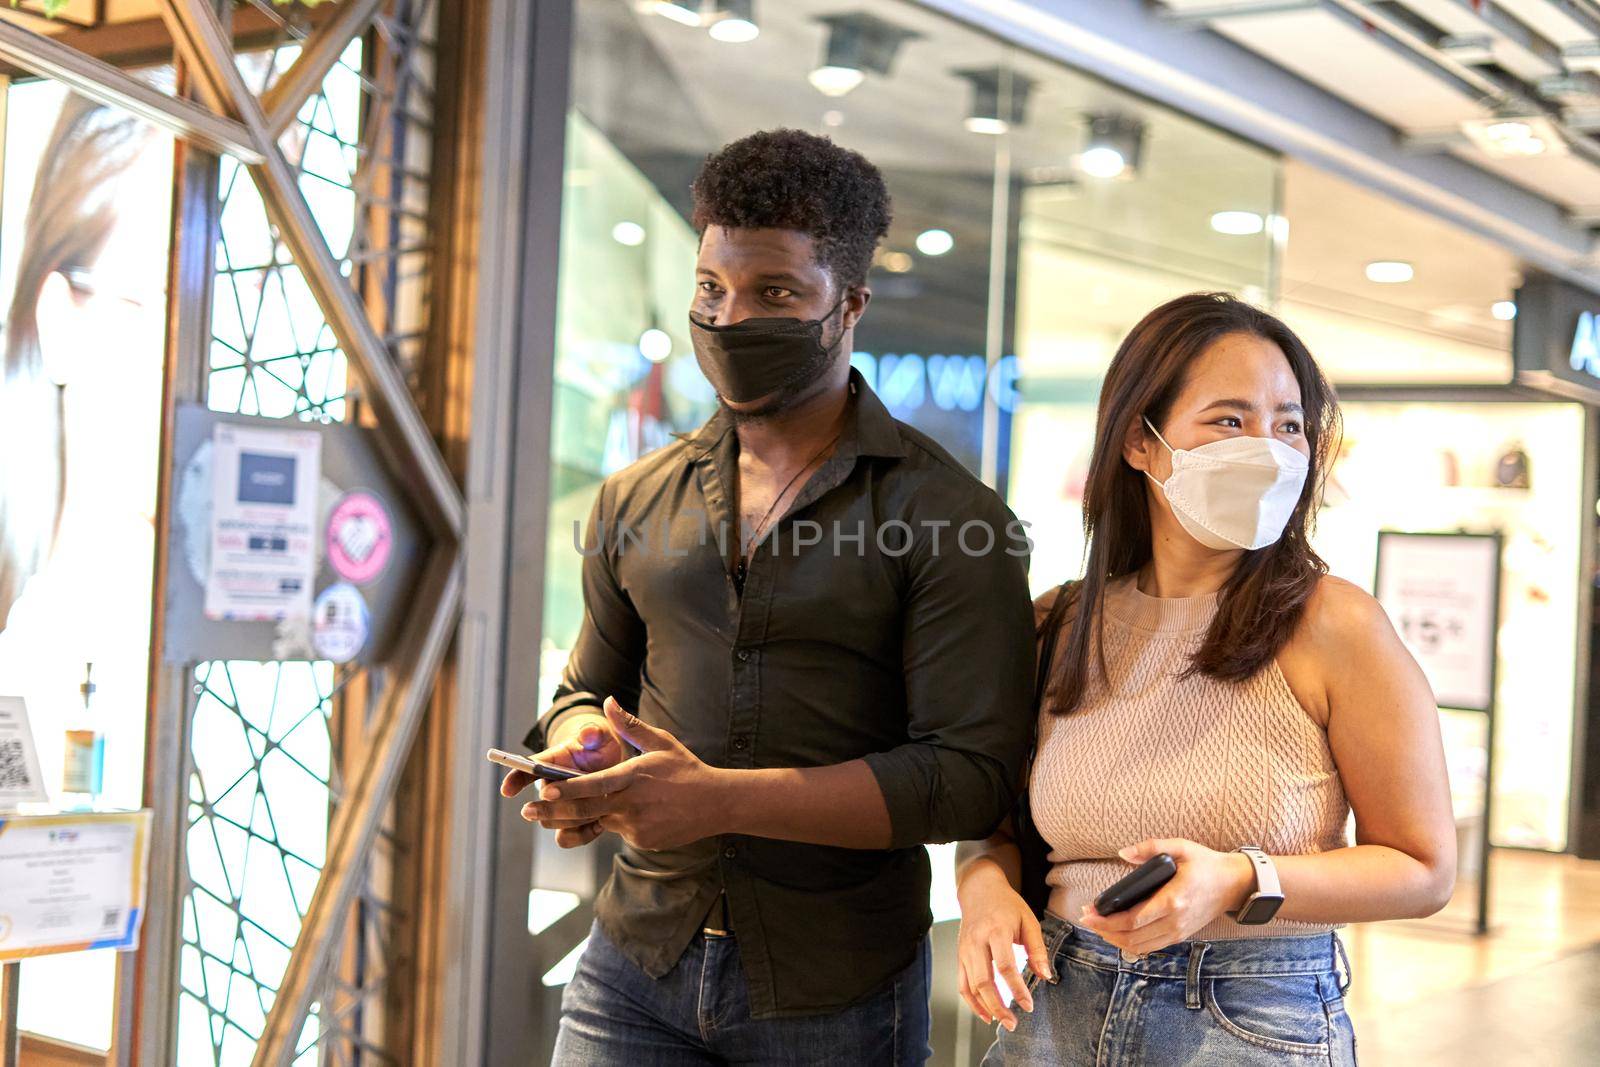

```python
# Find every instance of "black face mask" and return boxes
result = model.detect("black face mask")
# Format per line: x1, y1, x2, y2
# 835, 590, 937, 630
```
688, 297, 847, 404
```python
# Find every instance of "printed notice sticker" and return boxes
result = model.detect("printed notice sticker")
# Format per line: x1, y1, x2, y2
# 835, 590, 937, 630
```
205, 424, 321, 621
0, 696, 47, 809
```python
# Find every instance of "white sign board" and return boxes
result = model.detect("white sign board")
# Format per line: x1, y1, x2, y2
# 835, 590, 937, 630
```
0, 696, 47, 808
0, 810, 152, 959
1374, 532, 1499, 712
205, 423, 321, 621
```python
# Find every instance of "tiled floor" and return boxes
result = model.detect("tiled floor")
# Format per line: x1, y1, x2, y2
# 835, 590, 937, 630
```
1344, 849, 1600, 1065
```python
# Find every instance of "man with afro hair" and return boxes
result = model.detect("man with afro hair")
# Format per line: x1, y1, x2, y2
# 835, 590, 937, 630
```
507, 129, 1034, 1064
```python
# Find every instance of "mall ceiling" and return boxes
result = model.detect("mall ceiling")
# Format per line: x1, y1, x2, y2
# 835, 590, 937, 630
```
1156, 0, 1600, 224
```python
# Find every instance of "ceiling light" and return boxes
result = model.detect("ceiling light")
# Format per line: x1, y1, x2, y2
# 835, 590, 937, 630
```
955, 66, 1034, 135
809, 66, 865, 97
652, 1, 702, 27
915, 229, 954, 256
822, 109, 845, 127
1078, 113, 1145, 180
1210, 211, 1264, 236
611, 221, 646, 246
1491, 300, 1517, 321
1078, 146, 1126, 179
707, 0, 758, 42
810, 13, 918, 98
1365, 260, 1414, 284
964, 117, 1010, 135
882, 251, 914, 273
639, 328, 673, 362
1461, 115, 1568, 158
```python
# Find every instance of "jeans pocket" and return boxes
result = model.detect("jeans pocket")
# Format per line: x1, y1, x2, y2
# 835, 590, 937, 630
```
1204, 976, 1331, 1056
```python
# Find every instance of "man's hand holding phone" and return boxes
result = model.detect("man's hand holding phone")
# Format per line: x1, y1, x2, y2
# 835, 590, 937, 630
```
503, 696, 724, 851
498, 701, 628, 847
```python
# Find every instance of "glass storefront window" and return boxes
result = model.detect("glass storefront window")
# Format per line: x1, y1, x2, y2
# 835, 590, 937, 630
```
1315, 400, 1586, 851
546, 0, 1282, 697
545, 0, 1281, 1057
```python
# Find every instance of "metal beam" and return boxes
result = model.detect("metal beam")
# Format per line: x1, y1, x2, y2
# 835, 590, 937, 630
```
251, 546, 464, 1067
1156, 0, 1321, 26
0, 17, 261, 161
150, 2, 469, 1063
261, 0, 385, 139
161, 0, 464, 540
127, 56, 225, 1065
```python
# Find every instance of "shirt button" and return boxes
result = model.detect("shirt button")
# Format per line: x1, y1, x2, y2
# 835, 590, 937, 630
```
736, 648, 751, 662
732, 736, 748, 750
724, 846, 737, 859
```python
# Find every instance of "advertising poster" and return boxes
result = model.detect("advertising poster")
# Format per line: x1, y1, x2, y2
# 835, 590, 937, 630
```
1374, 531, 1500, 713
205, 424, 321, 621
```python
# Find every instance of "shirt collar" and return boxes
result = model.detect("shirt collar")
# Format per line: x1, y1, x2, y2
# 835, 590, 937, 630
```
675, 367, 907, 460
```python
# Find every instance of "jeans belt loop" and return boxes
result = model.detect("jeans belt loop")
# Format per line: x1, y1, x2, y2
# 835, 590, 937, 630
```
1333, 932, 1352, 995
1184, 941, 1209, 1010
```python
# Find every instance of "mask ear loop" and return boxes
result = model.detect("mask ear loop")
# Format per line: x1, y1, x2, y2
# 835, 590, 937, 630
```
1140, 416, 1176, 489
816, 288, 854, 358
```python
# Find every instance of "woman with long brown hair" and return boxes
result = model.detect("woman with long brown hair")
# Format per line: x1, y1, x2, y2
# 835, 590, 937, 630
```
956, 293, 1455, 1064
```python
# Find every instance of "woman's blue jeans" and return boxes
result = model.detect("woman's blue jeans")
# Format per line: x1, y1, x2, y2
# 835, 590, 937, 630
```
984, 912, 1357, 1066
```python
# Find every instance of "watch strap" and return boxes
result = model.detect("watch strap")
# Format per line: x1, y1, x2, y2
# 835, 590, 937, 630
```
1239, 845, 1281, 897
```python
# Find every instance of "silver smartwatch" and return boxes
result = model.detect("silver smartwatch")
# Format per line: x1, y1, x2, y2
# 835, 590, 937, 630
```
1230, 845, 1284, 925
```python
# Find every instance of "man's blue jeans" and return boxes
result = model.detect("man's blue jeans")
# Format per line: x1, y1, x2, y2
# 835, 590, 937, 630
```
551, 919, 932, 1065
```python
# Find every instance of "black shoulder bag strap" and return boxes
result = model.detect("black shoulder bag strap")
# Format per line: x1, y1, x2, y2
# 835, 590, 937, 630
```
1015, 582, 1075, 917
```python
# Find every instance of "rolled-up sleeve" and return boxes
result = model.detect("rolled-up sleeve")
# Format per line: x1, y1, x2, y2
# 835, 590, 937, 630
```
523, 478, 646, 751
862, 489, 1036, 848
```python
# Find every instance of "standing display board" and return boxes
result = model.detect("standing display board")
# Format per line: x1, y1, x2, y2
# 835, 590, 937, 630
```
1374, 530, 1502, 933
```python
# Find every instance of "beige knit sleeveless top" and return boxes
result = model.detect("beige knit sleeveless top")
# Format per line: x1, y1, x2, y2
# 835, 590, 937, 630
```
1031, 576, 1349, 941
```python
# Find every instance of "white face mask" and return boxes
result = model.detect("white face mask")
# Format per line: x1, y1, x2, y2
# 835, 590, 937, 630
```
1142, 417, 1309, 551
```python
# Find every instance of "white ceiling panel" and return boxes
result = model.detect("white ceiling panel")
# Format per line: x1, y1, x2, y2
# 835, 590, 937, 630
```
1496, 0, 1600, 46
1455, 143, 1600, 206
1207, 8, 1496, 130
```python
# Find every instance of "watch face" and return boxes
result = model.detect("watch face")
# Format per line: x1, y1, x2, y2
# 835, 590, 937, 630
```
1238, 894, 1285, 925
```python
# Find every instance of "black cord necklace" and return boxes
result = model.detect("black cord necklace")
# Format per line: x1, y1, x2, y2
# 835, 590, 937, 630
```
738, 430, 842, 575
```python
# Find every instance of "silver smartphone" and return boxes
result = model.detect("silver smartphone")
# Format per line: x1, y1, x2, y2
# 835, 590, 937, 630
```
486, 747, 582, 781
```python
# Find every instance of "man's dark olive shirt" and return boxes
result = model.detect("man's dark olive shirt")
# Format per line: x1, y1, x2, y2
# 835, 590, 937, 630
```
527, 370, 1035, 1019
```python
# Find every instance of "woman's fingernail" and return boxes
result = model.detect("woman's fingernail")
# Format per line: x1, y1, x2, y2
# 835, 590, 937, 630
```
543, 786, 561, 800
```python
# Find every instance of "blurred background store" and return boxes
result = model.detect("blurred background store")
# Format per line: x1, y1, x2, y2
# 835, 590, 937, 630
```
0, 0, 1597, 1065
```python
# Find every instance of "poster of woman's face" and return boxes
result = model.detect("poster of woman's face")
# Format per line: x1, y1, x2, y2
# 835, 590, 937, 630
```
1, 79, 174, 632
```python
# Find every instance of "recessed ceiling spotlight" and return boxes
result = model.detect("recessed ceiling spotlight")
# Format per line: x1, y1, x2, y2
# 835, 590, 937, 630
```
707, 0, 758, 42
1077, 113, 1145, 180
809, 66, 864, 96
1078, 147, 1126, 179
915, 229, 954, 256
809, 13, 918, 98
882, 251, 914, 273
822, 110, 845, 127
639, 328, 673, 362
1210, 211, 1264, 236
1365, 260, 1414, 284
1460, 115, 1568, 158
1491, 300, 1517, 321
652, 1, 702, 27
954, 66, 1034, 135
612, 221, 646, 246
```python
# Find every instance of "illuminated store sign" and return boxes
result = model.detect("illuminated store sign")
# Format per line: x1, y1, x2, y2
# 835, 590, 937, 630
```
1572, 310, 1599, 381
849, 351, 1021, 413
1513, 274, 1600, 402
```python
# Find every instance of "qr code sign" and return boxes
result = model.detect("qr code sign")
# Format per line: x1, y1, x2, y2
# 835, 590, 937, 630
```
0, 737, 32, 789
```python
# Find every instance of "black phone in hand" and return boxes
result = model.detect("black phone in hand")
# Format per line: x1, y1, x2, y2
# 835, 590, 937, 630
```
1093, 853, 1178, 915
